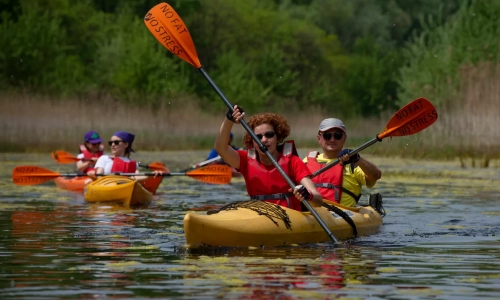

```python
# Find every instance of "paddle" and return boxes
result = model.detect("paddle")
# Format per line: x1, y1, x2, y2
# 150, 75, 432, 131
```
312, 97, 438, 178
144, 3, 339, 244
51, 150, 168, 171
12, 165, 232, 186
182, 156, 223, 172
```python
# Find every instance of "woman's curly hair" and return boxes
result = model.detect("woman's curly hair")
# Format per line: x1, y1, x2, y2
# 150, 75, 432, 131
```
242, 113, 291, 148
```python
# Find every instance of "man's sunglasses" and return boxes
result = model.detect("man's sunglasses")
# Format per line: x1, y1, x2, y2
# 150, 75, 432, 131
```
321, 132, 343, 141
108, 140, 124, 146
255, 131, 276, 140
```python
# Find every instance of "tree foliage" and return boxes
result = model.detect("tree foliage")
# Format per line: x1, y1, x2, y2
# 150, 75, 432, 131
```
398, 0, 500, 106
1, 0, 493, 118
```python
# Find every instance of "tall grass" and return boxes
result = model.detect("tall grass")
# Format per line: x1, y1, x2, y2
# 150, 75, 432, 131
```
440, 62, 500, 166
0, 92, 386, 152
1, 67, 499, 168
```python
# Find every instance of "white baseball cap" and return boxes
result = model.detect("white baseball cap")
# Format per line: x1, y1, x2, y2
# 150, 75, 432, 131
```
318, 118, 346, 133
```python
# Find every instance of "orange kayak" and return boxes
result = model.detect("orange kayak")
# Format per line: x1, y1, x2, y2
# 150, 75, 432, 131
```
54, 175, 162, 194
54, 176, 87, 192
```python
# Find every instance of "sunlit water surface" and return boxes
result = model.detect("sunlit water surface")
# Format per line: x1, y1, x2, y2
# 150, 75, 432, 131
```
0, 151, 499, 299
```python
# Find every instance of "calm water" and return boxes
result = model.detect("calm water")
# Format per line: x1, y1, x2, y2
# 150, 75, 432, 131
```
0, 151, 499, 299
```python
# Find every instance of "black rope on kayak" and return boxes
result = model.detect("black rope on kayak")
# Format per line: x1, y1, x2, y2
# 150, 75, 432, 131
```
322, 203, 358, 237
207, 200, 292, 230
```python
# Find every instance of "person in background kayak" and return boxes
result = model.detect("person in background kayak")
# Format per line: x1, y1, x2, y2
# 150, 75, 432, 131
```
76, 131, 104, 173
206, 132, 238, 160
214, 105, 323, 211
87, 131, 160, 182
304, 118, 382, 207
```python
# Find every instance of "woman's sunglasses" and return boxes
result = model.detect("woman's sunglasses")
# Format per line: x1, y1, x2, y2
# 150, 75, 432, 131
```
108, 140, 124, 146
255, 131, 276, 140
321, 132, 343, 141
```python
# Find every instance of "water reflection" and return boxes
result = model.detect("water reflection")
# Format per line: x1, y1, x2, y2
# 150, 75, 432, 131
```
0, 152, 499, 299
176, 247, 380, 299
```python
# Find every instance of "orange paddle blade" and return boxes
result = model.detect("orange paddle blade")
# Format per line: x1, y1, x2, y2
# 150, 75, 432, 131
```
12, 166, 61, 186
142, 176, 163, 194
186, 165, 232, 184
141, 162, 168, 194
378, 98, 438, 139
52, 150, 79, 164
147, 162, 170, 172
144, 3, 201, 68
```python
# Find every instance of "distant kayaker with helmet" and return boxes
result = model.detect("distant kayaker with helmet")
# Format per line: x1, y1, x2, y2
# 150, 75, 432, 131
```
87, 131, 160, 182
214, 105, 323, 211
206, 132, 238, 160
76, 131, 104, 173
304, 118, 382, 207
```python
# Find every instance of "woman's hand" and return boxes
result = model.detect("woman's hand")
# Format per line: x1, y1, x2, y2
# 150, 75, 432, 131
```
227, 105, 245, 124
133, 170, 163, 182
84, 160, 95, 168
86, 170, 97, 180
152, 170, 163, 178
289, 185, 312, 202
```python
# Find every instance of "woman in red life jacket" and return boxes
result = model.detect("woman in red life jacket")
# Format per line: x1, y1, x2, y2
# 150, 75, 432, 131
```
214, 105, 323, 211
76, 131, 104, 173
87, 131, 161, 182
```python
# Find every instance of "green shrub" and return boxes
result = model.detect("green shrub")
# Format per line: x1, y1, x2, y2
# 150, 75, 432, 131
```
398, 0, 500, 106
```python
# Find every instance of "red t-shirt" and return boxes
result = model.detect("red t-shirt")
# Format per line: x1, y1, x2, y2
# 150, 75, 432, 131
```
237, 149, 312, 188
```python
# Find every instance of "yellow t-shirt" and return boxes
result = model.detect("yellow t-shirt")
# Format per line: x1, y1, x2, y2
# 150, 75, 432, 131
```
303, 153, 368, 207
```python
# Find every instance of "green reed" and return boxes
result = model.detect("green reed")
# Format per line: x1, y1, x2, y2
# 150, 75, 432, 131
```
1, 91, 498, 167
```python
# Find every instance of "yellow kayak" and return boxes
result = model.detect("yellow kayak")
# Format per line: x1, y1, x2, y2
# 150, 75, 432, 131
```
84, 176, 153, 206
183, 200, 383, 247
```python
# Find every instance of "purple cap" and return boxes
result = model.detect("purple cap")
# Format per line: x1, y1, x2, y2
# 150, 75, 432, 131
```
84, 131, 102, 144
113, 131, 135, 152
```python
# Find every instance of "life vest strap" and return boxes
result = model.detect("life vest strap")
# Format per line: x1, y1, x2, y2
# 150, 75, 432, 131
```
322, 202, 358, 237
341, 187, 361, 203
248, 148, 256, 159
250, 192, 293, 208
314, 183, 362, 203
307, 151, 319, 158
314, 183, 341, 201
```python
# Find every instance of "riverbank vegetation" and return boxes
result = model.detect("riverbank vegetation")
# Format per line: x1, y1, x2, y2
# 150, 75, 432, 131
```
1, 0, 499, 165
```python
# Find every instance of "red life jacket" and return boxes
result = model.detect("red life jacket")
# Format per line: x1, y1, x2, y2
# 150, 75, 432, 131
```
307, 151, 361, 204
110, 157, 137, 173
306, 151, 344, 203
245, 141, 302, 211
79, 144, 104, 173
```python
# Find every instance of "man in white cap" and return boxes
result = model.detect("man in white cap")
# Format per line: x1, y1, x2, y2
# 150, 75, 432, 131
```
304, 118, 381, 207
